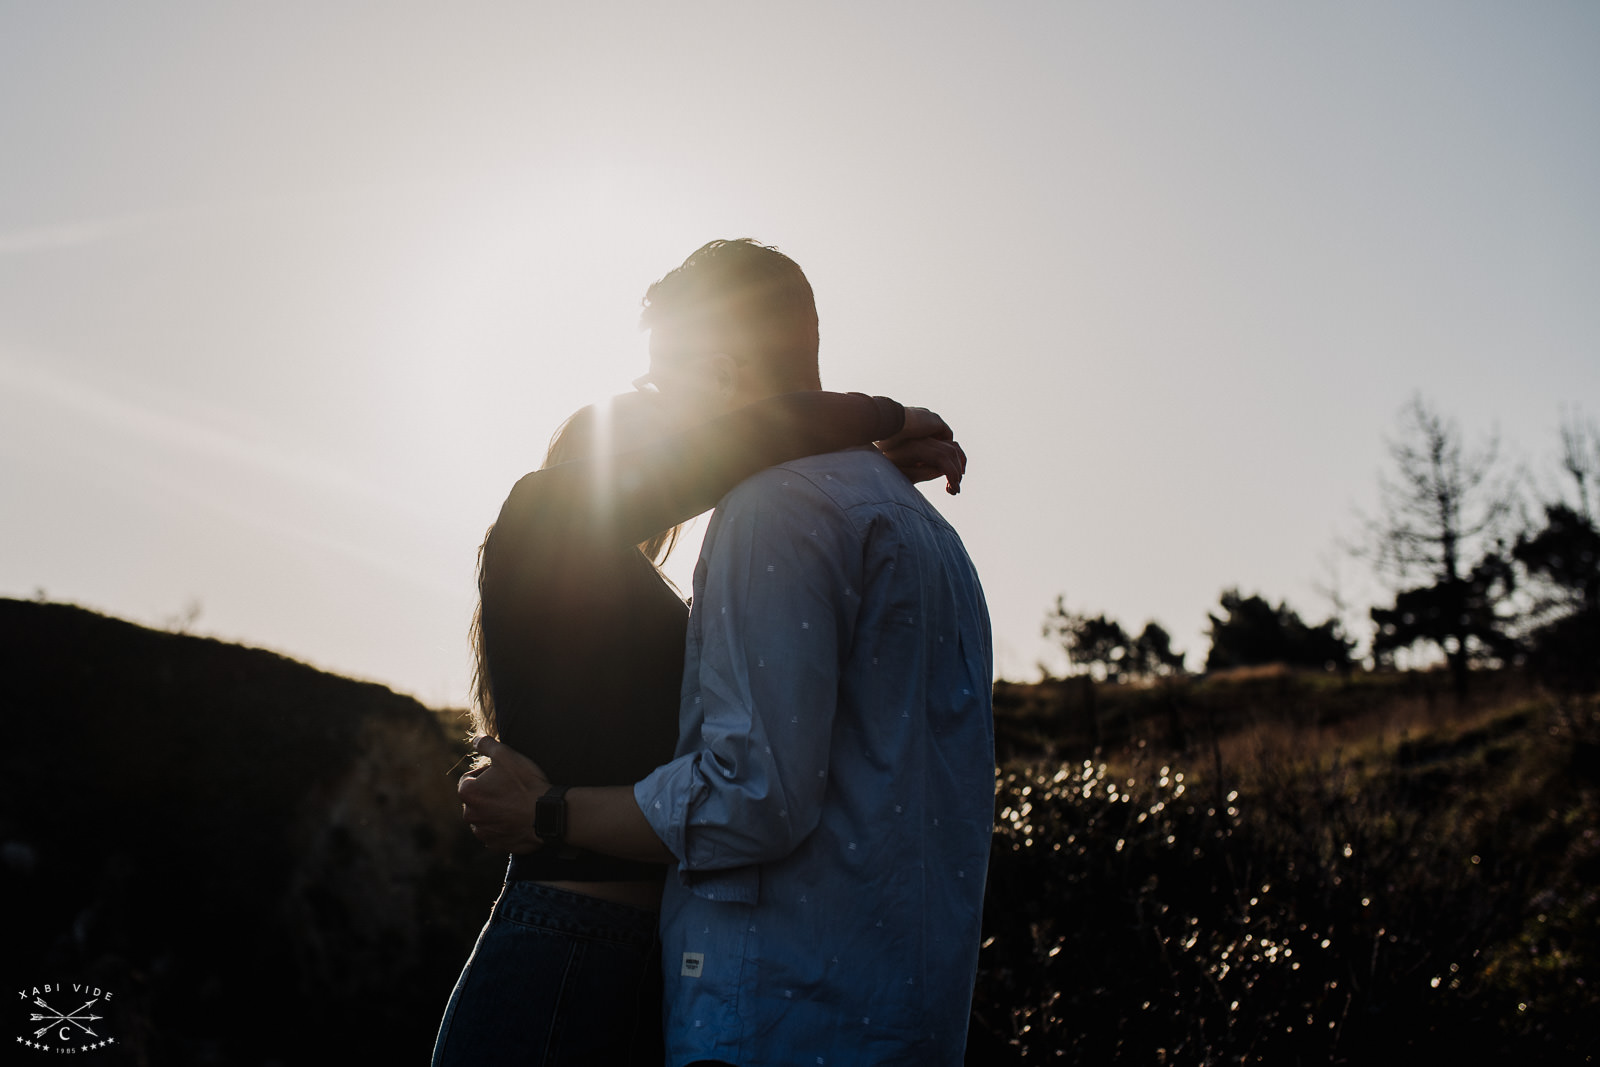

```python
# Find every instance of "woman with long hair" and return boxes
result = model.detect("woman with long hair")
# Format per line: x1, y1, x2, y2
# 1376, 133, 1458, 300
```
430, 386, 962, 1066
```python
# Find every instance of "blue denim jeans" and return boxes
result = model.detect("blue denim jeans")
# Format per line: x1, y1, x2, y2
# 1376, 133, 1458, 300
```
430, 878, 664, 1066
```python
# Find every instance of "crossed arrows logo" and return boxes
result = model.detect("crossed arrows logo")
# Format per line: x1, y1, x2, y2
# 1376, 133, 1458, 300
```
29, 996, 103, 1041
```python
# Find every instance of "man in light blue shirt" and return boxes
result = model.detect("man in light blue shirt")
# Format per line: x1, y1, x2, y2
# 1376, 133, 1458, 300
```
464, 239, 993, 1065
635, 438, 993, 1064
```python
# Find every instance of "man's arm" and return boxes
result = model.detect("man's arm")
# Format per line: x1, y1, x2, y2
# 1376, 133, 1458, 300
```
459, 735, 673, 863
489, 393, 907, 576
462, 465, 863, 869
631, 464, 861, 882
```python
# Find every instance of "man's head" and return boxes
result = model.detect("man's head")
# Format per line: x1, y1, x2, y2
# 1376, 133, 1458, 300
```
638, 238, 821, 412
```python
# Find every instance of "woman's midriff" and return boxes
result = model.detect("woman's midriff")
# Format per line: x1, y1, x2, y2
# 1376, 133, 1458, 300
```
536, 879, 664, 911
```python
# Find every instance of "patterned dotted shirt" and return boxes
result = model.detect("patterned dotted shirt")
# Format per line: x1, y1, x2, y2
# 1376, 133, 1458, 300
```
635, 447, 994, 1066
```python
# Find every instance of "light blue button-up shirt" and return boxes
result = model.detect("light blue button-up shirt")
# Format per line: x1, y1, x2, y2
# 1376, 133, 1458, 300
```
634, 446, 994, 1066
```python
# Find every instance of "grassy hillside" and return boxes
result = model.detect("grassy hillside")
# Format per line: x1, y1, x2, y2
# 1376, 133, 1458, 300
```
5, 599, 1593, 1063
973, 671, 1600, 1064
0, 598, 502, 1065
992, 664, 1535, 765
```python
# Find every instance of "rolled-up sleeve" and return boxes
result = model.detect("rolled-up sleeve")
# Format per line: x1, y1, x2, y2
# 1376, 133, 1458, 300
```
634, 465, 862, 901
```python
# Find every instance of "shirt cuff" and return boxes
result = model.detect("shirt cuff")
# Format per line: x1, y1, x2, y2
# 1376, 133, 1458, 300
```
634, 757, 697, 863
634, 759, 761, 904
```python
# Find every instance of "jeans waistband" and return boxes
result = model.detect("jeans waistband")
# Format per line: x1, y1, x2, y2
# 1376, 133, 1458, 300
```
506, 849, 666, 884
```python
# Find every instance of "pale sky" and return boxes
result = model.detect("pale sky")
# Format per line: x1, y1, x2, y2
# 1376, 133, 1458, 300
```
3, 2, 1596, 707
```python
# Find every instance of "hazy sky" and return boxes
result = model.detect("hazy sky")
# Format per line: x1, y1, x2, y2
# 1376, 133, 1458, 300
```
3, 2, 1596, 707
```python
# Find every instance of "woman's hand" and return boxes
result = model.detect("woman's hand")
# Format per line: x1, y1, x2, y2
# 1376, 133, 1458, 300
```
877, 406, 967, 495
459, 735, 551, 853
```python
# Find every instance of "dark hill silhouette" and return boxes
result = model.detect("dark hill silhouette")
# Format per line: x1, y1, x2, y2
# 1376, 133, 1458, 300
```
0, 598, 503, 1065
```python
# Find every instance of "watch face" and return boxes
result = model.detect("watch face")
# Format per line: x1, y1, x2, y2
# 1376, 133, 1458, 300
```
535, 790, 566, 841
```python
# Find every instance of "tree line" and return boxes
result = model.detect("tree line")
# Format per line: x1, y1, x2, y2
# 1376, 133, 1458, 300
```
1045, 397, 1600, 691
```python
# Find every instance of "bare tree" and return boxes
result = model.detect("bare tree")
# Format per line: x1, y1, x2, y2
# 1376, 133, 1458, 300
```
1370, 396, 1513, 581
1556, 408, 1599, 522
1365, 395, 1519, 696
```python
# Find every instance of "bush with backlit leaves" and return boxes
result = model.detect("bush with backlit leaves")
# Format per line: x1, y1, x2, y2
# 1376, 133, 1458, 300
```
967, 703, 1599, 1064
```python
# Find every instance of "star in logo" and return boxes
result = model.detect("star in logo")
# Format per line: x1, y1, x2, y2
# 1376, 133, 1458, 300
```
15, 1032, 120, 1053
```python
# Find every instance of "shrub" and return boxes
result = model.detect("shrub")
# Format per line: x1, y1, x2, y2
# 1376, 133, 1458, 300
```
969, 700, 1598, 1064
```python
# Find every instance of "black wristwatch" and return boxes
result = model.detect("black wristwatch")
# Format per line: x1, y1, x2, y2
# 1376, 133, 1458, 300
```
534, 785, 571, 845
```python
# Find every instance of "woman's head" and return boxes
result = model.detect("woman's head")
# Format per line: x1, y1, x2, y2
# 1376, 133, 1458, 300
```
540, 391, 682, 563
468, 391, 685, 741
541, 390, 676, 467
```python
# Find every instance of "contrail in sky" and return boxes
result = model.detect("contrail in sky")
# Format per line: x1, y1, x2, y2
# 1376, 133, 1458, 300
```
0, 184, 442, 258
0, 350, 458, 598
0, 213, 157, 256
0, 351, 403, 512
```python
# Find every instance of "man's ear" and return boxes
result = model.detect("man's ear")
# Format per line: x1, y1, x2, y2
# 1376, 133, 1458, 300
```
702, 352, 739, 405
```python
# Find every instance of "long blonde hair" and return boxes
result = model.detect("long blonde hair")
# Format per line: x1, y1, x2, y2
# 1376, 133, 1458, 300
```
468, 393, 683, 741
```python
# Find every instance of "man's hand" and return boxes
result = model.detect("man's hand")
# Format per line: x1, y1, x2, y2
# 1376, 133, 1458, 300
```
458, 735, 551, 854
877, 406, 967, 495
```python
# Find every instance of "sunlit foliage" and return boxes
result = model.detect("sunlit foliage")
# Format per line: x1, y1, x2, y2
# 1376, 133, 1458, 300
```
969, 696, 1599, 1064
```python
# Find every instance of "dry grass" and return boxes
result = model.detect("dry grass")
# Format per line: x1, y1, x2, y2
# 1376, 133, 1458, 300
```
973, 675, 1599, 1064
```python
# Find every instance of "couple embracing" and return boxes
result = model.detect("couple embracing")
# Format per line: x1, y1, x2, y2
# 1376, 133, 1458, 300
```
431, 239, 994, 1067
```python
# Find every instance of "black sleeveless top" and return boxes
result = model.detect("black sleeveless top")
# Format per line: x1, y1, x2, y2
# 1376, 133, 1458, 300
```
481, 391, 904, 880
